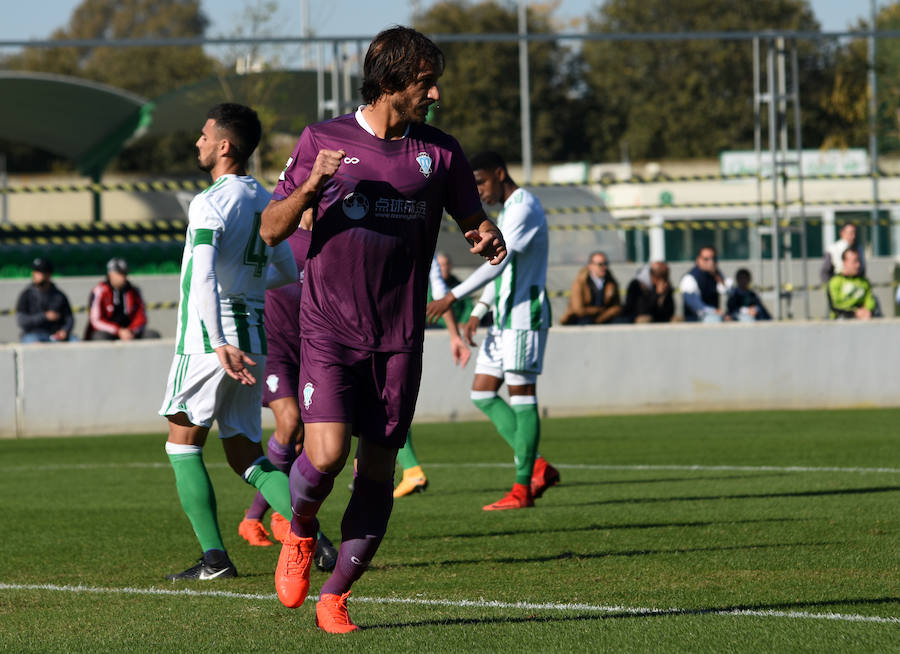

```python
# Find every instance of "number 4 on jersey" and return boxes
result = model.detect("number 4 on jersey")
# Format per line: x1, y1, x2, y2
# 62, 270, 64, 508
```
243, 212, 268, 276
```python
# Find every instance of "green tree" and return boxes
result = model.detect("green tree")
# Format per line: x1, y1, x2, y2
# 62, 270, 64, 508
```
11, 0, 216, 100
581, 0, 826, 161
3, 0, 218, 173
822, 4, 900, 155
414, 0, 584, 164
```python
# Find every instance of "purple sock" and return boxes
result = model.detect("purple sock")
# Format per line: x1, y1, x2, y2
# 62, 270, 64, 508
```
245, 492, 269, 521
320, 474, 393, 596
266, 435, 296, 473
289, 451, 337, 539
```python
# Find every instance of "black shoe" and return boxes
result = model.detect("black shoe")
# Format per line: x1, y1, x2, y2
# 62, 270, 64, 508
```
166, 552, 237, 581
315, 532, 338, 572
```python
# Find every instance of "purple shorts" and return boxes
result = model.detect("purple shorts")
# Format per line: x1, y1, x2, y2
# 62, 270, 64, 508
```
299, 338, 423, 448
262, 330, 301, 407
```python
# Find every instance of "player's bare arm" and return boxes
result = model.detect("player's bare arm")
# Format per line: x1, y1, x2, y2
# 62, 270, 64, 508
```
260, 149, 344, 245
425, 292, 456, 323
441, 306, 471, 367
462, 314, 480, 346
456, 211, 507, 265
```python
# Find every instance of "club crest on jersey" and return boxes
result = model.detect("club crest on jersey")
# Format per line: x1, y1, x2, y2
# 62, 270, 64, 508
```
416, 151, 433, 178
342, 192, 369, 220
302, 382, 315, 410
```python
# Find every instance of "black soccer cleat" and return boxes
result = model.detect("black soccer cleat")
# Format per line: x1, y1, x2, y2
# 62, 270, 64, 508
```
166, 552, 238, 581
315, 532, 338, 572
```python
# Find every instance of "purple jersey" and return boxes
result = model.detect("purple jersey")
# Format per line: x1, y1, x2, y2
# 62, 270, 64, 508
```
274, 111, 482, 352
264, 228, 312, 344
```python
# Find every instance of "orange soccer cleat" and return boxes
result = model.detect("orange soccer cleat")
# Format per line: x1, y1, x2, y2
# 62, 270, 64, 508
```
316, 591, 359, 633
393, 465, 428, 498
238, 515, 273, 547
530, 456, 561, 499
274, 530, 316, 608
482, 482, 534, 511
270, 512, 290, 544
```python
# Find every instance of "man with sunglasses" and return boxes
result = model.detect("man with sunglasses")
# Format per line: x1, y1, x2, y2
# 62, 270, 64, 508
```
560, 252, 623, 325
680, 246, 731, 322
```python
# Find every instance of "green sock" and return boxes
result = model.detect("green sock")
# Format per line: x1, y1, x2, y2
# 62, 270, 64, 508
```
167, 449, 224, 553
244, 457, 292, 518
512, 402, 540, 485
472, 394, 518, 450
396, 430, 419, 470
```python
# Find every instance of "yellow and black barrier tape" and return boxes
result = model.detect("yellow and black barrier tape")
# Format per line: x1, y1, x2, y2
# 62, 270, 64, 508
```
526, 173, 900, 187
0, 180, 208, 195
0, 219, 187, 245
0, 299, 179, 318
6, 172, 900, 195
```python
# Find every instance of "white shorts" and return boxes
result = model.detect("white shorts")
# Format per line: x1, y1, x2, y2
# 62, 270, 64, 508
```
474, 326, 547, 385
158, 352, 267, 441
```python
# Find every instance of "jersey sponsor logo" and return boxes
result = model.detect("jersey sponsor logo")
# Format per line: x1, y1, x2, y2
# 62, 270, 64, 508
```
374, 197, 426, 221
343, 155, 360, 164
416, 151, 433, 178
342, 192, 369, 220
266, 374, 279, 393
302, 382, 315, 410
278, 156, 294, 181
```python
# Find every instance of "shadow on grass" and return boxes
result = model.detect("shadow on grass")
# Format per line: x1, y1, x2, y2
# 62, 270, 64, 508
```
548, 473, 791, 488
557, 485, 900, 508
426, 474, 789, 498
409, 516, 811, 540
359, 596, 900, 631
379, 540, 837, 569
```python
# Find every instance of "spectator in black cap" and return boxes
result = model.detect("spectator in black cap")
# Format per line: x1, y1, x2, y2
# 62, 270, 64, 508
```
84, 257, 153, 340
15, 258, 75, 343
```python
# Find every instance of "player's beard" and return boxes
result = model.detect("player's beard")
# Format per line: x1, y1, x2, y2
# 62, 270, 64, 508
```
393, 95, 430, 124
197, 151, 216, 173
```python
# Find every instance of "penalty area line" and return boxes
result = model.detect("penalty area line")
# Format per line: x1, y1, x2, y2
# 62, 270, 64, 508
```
1, 583, 898, 625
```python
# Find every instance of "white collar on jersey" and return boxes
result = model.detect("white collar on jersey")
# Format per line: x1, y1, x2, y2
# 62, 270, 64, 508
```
355, 105, 410, 139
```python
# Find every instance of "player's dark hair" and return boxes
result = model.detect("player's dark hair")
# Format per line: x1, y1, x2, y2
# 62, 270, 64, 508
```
735, 268, 751, 282
469, 151, 509, 175
207, 103, 262, 164
696, 245, 717, 259
361, 26, 444, 104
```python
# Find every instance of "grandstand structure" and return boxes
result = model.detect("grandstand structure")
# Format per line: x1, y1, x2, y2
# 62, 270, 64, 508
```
1, 28, 899, 334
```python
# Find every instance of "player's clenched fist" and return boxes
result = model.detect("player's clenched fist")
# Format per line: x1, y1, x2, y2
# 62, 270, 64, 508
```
309, 149, 345, 190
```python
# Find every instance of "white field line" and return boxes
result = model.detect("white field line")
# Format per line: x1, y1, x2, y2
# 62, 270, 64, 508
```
0, 583, 898, 625
2, 462, 899, 474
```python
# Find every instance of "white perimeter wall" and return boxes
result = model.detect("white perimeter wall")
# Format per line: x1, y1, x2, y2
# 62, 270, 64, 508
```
1, 320, 898, 438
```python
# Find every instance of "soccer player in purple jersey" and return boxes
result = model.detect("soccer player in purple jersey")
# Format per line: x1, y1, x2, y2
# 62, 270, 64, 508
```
260, 26, 507, 633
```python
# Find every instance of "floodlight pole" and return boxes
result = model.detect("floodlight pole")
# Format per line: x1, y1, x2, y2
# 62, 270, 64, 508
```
767, 40, 782, 321
0, 153, 8, 224
869, 0, 880, 256
518, 1, 533, 183
91, 171, 102, 223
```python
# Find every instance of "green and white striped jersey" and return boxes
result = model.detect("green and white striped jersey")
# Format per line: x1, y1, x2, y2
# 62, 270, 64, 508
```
451, 187, 551, 331
175, 174, 291, 355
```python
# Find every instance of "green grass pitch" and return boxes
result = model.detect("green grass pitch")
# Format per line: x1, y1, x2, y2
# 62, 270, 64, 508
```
1, 409, 899, 652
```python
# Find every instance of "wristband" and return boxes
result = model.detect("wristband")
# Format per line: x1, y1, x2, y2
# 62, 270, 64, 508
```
470, 302, 489, 320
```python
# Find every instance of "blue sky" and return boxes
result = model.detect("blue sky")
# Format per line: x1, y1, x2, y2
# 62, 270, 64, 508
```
0, 0, 875, 42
